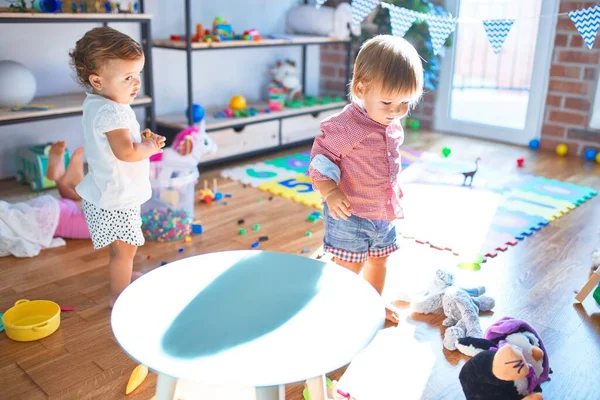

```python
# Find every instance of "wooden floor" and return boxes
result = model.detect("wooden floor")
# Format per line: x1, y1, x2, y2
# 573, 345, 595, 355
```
1, 130, 599, 400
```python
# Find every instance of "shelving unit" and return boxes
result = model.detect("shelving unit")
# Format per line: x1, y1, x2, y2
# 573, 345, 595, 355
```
0, 8, 156, 130
154, 0, 353, 166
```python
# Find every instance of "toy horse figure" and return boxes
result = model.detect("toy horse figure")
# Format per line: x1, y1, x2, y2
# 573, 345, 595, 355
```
462, 157, 481, 186
150, 119, 218, 179
270, 59, 303, 100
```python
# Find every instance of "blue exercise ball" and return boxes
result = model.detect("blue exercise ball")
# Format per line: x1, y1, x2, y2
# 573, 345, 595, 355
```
528, 138, 540, 150
584, 148, 597, 161
185, 104, 205, 123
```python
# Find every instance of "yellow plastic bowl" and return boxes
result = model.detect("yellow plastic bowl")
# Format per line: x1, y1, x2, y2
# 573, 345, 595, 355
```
1, 299, 61, 342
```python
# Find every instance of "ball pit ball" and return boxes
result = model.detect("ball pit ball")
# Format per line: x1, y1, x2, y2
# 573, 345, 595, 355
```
528, 139, 540, 150
141, 208, 193, 242
596, 152, 600, 164
184, 236, 192, 243
229, 95, 247, 111
584, 148, 597, 161
556, 143, 568, 156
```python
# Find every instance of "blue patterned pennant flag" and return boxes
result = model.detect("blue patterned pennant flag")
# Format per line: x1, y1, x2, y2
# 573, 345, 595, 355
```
482, 19, 515, 54
315, 0, 326, 9
568, 5, 600, 49
381, 2, 418, 38
425, 14, 456, 55
351, 0, 381, 27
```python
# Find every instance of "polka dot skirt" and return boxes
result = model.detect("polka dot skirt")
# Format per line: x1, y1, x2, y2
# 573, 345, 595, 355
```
82, 200, 145, 249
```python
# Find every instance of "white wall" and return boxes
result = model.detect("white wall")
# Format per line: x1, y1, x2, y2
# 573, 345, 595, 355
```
0, 0, 320, 179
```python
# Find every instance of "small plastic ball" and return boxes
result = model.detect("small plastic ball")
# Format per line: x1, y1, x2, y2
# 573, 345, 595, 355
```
584, 148, 597, 161
556, 143, 568, 156
529, 139, 540, 150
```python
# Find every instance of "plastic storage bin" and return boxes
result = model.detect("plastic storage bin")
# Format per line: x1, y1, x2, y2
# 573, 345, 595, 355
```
141, 163, 199, 242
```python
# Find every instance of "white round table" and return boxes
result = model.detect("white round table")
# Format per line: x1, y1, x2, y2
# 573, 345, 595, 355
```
111, 250, 384, 400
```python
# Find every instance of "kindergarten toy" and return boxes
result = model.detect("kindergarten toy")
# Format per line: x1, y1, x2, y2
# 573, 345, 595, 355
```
2, 299, 61, 342
270, 59, 303, 101
458, 317, 551, 399
528, 139, 540, 150
199, 178, 223, 203
555, 143, 568, 156
517, 157, 525, 168
149, 121, 217, 180
410, 269, 495, 351
442, 147, 451, 157
184, 103, 205, 123
15, 143, 71, 191
584, 148, 597, 161
459, 343, 544, 400
229, 95, 247, 111
461, 157, 480, 186
126, 364, 148, 395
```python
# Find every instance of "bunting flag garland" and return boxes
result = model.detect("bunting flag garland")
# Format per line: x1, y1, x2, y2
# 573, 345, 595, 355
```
315, 0, 326, 9
381, 2, 418, 38
351, 0, 381, 27
482, 19, 515, 54
568, 5, 600, 49
347, 2, 600, 55
426, 14, 456, 55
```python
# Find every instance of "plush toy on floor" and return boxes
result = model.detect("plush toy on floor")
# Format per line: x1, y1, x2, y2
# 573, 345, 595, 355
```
410, 269, 495, 351
459, 342, 544, 400
150, 118, 217, 180
456, 316, 551, 396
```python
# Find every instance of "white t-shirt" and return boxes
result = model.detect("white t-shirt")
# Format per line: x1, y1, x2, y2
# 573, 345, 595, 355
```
75, 93, 151, 210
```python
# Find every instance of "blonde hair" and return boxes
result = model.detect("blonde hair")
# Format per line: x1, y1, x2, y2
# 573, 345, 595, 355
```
349, 35, 424, 107
69, 26, 144, 88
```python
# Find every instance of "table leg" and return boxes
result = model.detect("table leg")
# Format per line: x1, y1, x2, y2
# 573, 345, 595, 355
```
305, 374, 327, 400
155, 373, 178, 400
256, 385, 285, 400
575, 268, 600, 302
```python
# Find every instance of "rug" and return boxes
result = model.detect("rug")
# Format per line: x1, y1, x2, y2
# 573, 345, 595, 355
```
221, 150, 597, 259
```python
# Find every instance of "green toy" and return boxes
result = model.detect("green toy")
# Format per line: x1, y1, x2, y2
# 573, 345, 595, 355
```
593, 283, 600, 305
442, 147, 452, 158
15, 143, 71, 192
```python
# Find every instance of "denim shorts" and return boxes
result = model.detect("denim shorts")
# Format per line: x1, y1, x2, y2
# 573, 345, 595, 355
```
322, 204, 398, 263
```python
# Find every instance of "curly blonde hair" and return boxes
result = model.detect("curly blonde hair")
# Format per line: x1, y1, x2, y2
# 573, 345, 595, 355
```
69, 26, 143, 88
350, 35, 424, 107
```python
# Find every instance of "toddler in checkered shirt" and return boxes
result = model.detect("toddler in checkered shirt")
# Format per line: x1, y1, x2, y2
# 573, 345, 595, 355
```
309, 35, 424, 323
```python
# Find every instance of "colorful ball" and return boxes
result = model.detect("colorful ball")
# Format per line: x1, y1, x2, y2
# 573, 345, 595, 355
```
528, 139, 540, 150
584, 148, 597, 161
596, 152, 600, 164
229, 95, 247, 111
556, 143, 568, 156
184, 103, 205, 123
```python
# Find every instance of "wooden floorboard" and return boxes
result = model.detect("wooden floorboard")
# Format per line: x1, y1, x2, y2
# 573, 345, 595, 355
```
1, 131, 599, 399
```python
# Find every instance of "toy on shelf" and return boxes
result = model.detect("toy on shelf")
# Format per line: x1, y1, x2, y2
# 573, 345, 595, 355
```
184, 103, 205, 123
199, 178, 223, 203
149, 116, 218, 180
212, 16, 233, 40
229, 95, 247, 111
270, 59, 303, 101
15, 143, 71, 191
32, 0, 62, 13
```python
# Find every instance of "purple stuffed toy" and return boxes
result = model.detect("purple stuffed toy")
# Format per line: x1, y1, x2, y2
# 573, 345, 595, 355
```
457, 316, 552, 399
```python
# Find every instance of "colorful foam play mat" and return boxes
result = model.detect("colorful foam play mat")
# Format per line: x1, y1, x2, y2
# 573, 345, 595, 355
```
221, 149, 597, 260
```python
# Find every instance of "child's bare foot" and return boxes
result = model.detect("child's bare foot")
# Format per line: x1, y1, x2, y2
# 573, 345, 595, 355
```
386, 306, 399, 324
46, 141, 66, 181
56, 147, 85, 201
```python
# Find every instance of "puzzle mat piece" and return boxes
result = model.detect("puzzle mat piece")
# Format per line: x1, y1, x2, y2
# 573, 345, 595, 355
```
399, 147, 423, 168
265, 153, 311, 173
479, 230, 520, 259
221, 162, 295, 187
499, 194, 564, 221
489, 208, 549, 240
259, 174, 324, 210
505, 189, 576, 216
396, 183, 502, 257
513, 176, 598, 205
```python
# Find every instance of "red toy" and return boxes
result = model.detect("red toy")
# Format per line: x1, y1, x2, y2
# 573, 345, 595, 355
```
517, 157, 524, 168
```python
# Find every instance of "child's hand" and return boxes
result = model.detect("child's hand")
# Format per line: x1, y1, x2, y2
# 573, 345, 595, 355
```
142, 129, 166, 154
325, 188, 352, 220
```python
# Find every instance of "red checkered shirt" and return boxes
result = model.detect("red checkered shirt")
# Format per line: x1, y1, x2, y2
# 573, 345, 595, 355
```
309, 103, 404, 222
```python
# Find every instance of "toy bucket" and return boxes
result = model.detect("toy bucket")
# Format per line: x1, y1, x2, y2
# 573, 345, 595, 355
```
141, 163, 199, 242
2, 299, 61, 342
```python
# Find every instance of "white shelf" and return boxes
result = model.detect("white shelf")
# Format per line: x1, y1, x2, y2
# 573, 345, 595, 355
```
157, 102, 348, 131
0, 93, 152, 125
0, 12, 151, 21
153, 35, 350, 51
